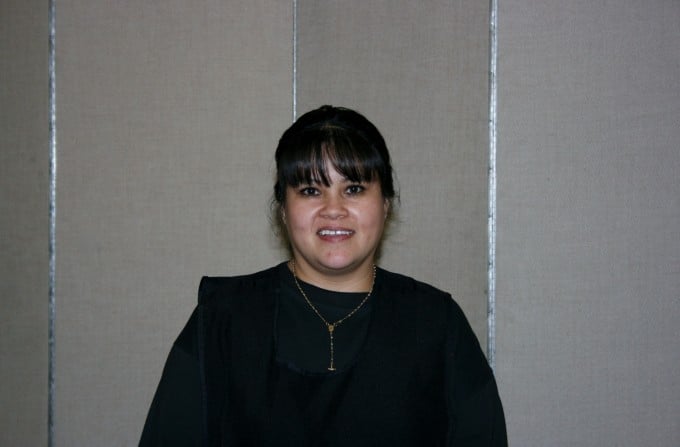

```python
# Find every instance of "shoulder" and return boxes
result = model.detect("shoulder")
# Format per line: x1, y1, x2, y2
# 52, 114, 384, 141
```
377, 267, 471, 327
198, 263, 283, 306
377, 267, 453, 302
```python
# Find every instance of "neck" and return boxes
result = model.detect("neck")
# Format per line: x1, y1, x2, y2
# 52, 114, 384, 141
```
289, 259, 375, 292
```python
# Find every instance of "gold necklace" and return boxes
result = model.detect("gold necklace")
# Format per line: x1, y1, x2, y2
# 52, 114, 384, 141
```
290, 260, 376, 371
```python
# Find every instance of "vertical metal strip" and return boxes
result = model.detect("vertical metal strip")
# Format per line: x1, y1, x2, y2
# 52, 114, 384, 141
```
292, 0, 298, 121
48, 0, 57, 444
487, 0, 498, 371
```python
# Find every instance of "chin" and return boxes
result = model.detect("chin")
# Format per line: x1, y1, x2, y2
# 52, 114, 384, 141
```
318, 256, 367, 273
318, 260, 354, 272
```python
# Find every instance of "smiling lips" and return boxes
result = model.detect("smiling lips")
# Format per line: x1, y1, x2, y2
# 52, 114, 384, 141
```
317, 228, 354, 241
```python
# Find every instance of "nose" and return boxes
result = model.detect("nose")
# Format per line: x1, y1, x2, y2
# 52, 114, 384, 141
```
320, 192, 347, 219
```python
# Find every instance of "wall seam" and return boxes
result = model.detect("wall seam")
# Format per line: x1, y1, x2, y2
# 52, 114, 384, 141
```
47, 0, 57, 444
487, 0, 498, 371
292, 0, 298, 121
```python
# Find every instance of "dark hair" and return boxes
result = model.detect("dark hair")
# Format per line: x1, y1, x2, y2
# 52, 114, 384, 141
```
273, 105, 396, 204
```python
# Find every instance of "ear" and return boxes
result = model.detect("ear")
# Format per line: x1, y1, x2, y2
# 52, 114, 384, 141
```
281, 207, 287, 224
383, 198, 390, 219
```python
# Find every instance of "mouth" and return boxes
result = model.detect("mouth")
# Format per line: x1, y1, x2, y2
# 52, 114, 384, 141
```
317, 229, 354, 236
316, 228, 355, 242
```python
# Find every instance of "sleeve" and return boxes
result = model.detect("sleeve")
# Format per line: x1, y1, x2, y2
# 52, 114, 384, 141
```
139, 308, 203, 446
445, 300, 507, 446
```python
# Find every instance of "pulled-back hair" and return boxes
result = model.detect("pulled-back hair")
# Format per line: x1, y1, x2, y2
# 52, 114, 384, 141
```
273, 105, 396, 204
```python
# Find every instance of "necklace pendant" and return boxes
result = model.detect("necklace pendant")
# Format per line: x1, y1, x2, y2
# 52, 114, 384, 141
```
290, 260, 376, 377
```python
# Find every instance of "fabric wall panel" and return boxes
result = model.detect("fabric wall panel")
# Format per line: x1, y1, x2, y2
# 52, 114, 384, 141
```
0, 0, 49, 445
297, 0, 491, 345
496, 0, 680, 445
55, 1, 291, 444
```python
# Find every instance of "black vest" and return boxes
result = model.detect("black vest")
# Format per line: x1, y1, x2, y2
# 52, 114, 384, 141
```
196, 264, 492, 446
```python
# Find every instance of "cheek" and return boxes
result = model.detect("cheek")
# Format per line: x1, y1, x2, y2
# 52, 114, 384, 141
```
283, 203, 309, 231
360, 203, 388, 233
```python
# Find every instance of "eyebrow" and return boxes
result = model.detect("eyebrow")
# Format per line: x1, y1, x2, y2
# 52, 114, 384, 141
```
298, 177, 367, 186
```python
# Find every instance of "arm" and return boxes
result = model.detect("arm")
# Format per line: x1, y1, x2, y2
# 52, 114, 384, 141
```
446, 301, 507, 446
139, 308, 203, 446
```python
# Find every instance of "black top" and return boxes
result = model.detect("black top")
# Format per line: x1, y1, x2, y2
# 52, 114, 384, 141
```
276, 265, 372, 373
140, 263, 507, 446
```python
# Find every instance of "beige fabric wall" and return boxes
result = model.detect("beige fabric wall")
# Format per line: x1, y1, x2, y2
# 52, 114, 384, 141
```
9, 0, 678, 445
0, 0, 49, 445
50, 2, 490, 444
0, 2, 489, 444
52, 2, 490, 444
297, 0, 491, 344
496, 0, 680, 445
55, 1, 291, 444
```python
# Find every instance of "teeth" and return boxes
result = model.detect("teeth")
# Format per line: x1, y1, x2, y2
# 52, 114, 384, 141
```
318, 229, 352, 236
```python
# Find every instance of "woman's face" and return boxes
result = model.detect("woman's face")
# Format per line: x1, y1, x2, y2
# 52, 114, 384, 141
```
283, 163, 388, 280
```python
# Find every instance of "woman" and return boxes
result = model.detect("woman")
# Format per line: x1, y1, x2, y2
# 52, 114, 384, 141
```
140, 106, 506, 446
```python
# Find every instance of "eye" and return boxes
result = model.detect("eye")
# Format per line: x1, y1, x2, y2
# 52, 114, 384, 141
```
299, 186, 320, 196
345, 184, 365, 195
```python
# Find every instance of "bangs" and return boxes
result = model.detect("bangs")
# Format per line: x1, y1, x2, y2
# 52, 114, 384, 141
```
274, 105, 395, 204
279, 128, 382, 188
